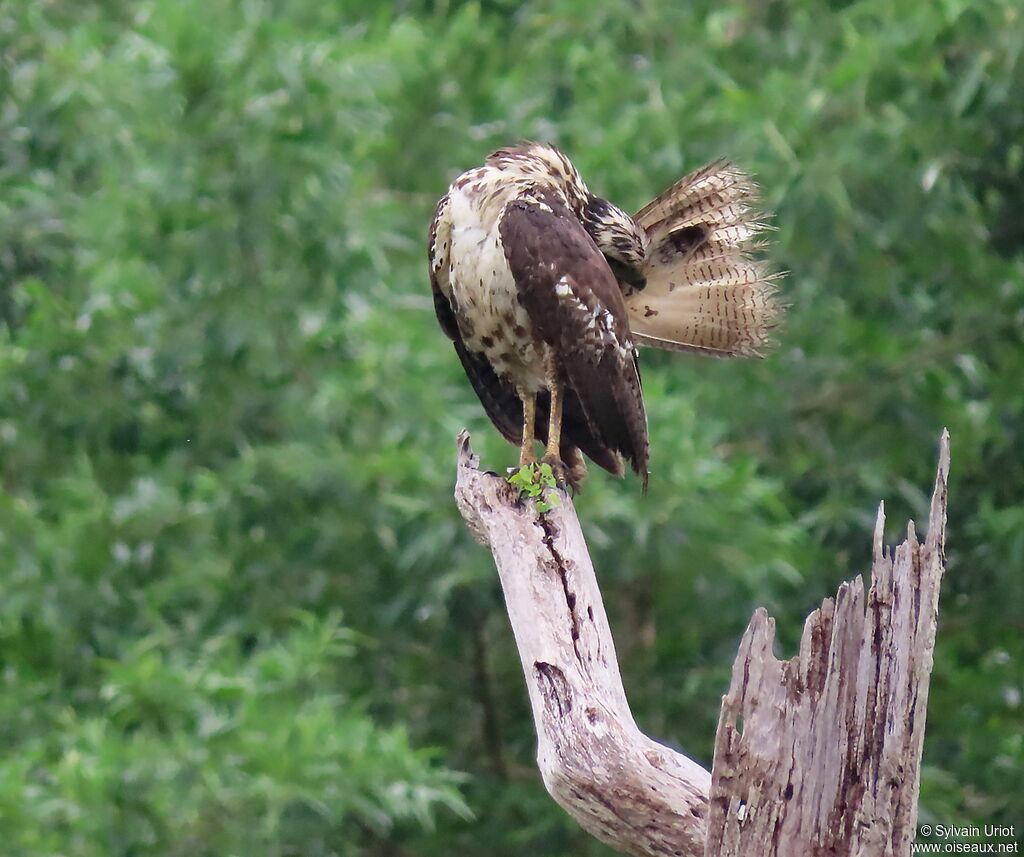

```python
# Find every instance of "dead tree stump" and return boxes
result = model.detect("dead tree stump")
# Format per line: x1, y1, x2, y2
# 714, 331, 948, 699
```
454, 430, 949, 857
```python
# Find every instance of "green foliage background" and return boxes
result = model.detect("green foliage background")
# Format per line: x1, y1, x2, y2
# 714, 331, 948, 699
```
1, 0, 1022, 854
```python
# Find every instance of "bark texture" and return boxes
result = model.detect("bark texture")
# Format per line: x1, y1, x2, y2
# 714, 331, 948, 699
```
455, 432, 710, 857
453, 430, 949, 857
707, 430, 950, 857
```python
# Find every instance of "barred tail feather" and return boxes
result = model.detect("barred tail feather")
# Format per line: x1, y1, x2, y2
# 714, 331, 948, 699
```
627, 278, 780, 357
626, 160, 783, 357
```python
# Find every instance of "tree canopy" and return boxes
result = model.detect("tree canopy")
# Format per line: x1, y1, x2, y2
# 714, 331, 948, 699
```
1, 1, 1021, 854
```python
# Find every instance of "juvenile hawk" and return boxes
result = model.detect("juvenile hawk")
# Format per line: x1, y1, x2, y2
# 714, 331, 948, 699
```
428, 143, 779, 489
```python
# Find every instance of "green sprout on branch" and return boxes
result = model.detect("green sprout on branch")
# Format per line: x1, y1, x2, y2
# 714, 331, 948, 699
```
507, 462, 562, 514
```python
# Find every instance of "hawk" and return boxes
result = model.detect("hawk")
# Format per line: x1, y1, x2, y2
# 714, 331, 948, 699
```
428, 142, 780, 489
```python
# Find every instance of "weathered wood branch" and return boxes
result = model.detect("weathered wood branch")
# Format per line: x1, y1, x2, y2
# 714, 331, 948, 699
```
455, 433, 710, 856
454, 430, 949, 857
708, 430, 950, 857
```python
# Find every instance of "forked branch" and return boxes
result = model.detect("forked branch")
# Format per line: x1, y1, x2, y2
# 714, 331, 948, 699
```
454, 430, 949, 857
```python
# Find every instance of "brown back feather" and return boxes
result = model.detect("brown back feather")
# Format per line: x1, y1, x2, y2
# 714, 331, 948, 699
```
500, 195, 649, 486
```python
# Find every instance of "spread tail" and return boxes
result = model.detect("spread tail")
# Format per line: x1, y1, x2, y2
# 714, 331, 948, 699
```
625, 160, 783, 357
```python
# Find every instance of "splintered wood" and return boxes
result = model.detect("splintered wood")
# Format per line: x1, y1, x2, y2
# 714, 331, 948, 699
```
454, 430, 949, 857
708, 430, 949, 857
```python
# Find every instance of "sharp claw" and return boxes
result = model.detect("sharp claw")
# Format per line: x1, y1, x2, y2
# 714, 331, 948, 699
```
540, 454, 568, 487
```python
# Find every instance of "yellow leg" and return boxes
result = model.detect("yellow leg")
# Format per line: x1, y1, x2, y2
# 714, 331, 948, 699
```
541, 352, 566, 482
544, 378, 563, 461
519, 389, 537, 467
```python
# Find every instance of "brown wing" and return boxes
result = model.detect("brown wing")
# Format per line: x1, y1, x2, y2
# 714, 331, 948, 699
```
499, 195, 649, 487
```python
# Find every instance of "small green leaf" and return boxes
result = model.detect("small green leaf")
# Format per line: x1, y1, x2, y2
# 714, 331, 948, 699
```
507, 463, 562, 513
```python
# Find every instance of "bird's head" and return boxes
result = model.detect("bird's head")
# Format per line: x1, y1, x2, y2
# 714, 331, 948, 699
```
486, 143, 651, 292
581, 195, 650, 293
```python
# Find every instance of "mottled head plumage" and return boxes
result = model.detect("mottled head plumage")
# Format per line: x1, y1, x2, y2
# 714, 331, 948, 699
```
581, 195, 650, 293
485, 143, 650, 292
484, 142, 591, 213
